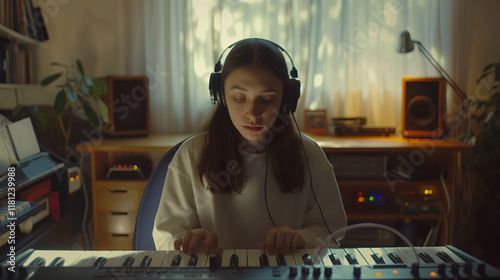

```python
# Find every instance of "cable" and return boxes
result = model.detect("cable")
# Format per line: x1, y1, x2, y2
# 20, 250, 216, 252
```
318, 223, 420, 265
264, 149, 277, 228
79, 154, 91, 249
291, 113, 341, 247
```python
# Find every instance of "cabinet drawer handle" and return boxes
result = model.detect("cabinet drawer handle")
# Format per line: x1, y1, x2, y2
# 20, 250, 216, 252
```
110, 212, 128, 216
111, 234, 129, 237
109, 190, 127, 193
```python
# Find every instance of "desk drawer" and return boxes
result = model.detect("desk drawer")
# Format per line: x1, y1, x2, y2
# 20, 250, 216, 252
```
96, 211, 138, 234
95, 189, 143, 212
95, 233, 134, 250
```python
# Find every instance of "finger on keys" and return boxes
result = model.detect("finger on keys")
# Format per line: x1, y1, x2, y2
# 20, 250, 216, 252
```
188, 230, 207, 255
182, 231, 194, 254
291, 232, 305, 250
267, 228, 278, 255
274, 229, 288, 255
205, 232, 218, 254
282, 230, 294, 255
174, 238, 183, 250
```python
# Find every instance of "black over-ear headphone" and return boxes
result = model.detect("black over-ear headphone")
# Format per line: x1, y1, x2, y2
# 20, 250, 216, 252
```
209, 38, 301, 114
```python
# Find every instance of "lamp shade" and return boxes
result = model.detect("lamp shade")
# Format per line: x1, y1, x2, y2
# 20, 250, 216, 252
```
398, 31, 415, 53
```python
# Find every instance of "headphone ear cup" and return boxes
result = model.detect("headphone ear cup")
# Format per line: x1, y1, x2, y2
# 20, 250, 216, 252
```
209, 72, 220, 105
285, 78, 301, 114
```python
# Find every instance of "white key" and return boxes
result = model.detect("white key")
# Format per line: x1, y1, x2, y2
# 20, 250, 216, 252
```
344, 248, 368, 265
328, 248, 350, 265
72, 250, 111, 266
384, 247, 413, 264
132, 250, 167, 267
108, 251, 137, 267
219, 250, 231, 267
247, 249, 265, 267
305, 248, 324, 266
162, 250, 182, 266
357, 248, 387, 265
292, 249, 307, 266
234, 249, 247, 267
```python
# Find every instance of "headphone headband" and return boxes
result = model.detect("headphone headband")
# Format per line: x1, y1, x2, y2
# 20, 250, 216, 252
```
209, 38, 301, 114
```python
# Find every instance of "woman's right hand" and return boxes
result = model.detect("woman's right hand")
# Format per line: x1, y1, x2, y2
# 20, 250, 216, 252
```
174, 230, 223, 256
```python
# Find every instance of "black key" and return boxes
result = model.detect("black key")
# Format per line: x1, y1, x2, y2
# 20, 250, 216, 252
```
387, 252, 403, 263
188, 255, 198, 266
276, 254, 286, 266
209, 256, 221, 268
48, 257, 65, 267
140, 256, 152, 267
29, 257, 46, 267
436, 251, 455, 263
371, 253, 385, 264
260, 254, 269, 266
302, 254, 313, 265
93, 257, 107, 267
418, 252, 435, 263
345, 253, 359, 265
122, 256, 135, 267
171, 255, 181, 266
329, 253, 341, 265
230, 254, 238, 267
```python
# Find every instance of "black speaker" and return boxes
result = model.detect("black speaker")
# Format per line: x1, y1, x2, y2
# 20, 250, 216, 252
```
402, 77, 445, 138
104, 76, 150, 137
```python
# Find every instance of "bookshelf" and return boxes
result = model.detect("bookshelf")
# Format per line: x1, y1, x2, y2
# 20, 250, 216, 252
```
0, 0, 49, 109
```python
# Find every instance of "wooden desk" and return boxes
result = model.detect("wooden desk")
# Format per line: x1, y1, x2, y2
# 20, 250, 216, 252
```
78, 134, 471, 249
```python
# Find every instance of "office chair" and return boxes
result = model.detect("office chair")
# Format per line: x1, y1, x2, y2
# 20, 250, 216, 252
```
133, 139, 186, 250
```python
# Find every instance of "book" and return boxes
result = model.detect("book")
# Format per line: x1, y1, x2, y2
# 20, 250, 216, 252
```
0, 117, 40, 165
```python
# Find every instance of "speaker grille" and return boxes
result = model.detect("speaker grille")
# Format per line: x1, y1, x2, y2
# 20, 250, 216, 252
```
402, 78, 445, 138
106, 76, 150, 136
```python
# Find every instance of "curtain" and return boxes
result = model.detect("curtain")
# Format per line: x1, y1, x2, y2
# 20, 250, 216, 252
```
122, 0, 465, 135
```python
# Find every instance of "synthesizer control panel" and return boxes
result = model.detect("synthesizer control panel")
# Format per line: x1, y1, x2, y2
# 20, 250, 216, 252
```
2, 246, 499, 279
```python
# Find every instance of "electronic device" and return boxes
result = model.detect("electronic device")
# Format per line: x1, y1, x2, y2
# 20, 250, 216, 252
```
402, 77, 445, 138
329, 155, 387, 180
4, 246, 500, 279
67, 166, 81, 194
103, 76, 150, 137
334, 126, 396, 136
106, 164, 145, 179
209, 38, 301, 114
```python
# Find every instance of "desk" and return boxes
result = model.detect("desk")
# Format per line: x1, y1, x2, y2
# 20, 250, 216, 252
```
78, 134, 471, 249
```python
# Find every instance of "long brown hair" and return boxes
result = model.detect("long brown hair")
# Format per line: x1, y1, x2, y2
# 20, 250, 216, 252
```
196, 38, 305, 194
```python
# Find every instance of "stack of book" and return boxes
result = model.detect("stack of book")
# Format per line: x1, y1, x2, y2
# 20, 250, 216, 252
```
332, 117, 395, 136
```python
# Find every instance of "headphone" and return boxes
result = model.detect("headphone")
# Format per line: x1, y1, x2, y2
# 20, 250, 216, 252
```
209, 38, 301, 114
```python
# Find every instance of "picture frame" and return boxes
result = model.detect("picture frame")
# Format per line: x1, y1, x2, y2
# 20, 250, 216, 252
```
304, 110, 327, 135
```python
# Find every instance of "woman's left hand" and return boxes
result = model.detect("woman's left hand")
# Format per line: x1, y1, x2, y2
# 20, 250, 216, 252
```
259, 226, 305, 255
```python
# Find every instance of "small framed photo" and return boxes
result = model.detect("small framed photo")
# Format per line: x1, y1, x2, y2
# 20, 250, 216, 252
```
304, 110, 327, 135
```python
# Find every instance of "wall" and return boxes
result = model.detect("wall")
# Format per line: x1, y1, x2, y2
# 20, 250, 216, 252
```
34, 0, 122, 104
465, 0, 500, 97
33, 0, 499, 110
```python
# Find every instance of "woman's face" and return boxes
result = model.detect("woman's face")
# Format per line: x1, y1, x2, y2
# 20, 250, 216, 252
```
224, 64, 284, 149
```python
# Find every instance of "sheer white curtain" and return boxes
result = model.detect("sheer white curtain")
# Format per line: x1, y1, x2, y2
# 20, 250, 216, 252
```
122, 0, 466, 135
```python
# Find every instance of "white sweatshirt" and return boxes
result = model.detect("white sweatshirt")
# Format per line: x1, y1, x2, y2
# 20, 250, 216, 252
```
153, 134, 347, 250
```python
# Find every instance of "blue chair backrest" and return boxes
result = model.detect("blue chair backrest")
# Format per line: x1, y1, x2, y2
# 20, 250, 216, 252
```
133, 140, 186, 250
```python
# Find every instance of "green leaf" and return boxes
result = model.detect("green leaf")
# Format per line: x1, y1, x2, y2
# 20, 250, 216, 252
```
83, 102, 99, 126
66, 85, 77, 103
77, 59, 85, 76
41, 73, 62, 86
97, 99, 109, 123
54, 89, 67, 115
91, 78, 108, 99
74, 73, 90, 95
34, 109, 50, 131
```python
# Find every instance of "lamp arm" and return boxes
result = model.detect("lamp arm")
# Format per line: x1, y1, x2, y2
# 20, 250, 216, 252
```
414, 42, 468, 101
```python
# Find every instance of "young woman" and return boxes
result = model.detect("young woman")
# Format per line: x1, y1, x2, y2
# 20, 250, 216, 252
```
153, 38, 346, 256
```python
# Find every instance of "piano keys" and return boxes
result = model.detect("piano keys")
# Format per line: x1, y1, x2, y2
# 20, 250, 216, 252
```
14, 246, 489, 268
5, 246, 500, 280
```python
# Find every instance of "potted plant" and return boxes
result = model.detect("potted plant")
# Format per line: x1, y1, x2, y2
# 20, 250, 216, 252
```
461, 62, 500, 267
13, 59, 108, 156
